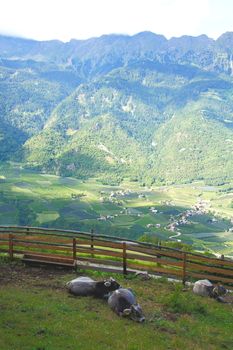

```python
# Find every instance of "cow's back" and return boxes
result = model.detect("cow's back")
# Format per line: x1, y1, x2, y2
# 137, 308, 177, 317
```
193, 279, 213, 297
67, 276, 96, 296
108, 289, 136, 312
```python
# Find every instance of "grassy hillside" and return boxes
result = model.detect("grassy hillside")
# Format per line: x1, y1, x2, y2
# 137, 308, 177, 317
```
0, 259, 232, 350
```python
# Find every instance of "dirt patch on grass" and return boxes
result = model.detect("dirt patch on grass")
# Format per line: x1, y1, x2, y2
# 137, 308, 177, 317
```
223, 294, 233, 304
0, 259, 71, 289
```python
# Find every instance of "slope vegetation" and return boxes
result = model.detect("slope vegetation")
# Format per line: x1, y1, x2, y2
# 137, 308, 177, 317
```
1, 32, 233, 184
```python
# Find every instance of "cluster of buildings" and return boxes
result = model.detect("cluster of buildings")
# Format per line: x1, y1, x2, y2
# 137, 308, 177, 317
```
97, 214, 119, 221
166, 199, 210, 232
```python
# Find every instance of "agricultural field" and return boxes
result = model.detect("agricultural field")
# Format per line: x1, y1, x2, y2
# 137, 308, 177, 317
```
0, 163, 233, 257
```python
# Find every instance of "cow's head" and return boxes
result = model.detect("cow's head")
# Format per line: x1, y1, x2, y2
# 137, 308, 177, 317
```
95, 277, 121, 298
103, 277, 121, 291
123, 304, 145, 323
212, 284, 227, 298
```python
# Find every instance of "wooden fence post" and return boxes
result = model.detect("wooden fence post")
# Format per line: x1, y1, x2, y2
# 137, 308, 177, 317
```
157, 243, 161, 267
73, 238, 77, 261
9, 234, 14, 260
182, 252, 187, 285
91, 229, 94, 258
123, 242, 127, 275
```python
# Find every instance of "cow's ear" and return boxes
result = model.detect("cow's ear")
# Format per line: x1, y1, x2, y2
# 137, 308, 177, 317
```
123, 308, 131, 316
104, 281, 111, 287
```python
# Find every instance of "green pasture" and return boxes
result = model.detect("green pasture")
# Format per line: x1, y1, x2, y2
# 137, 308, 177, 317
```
0, 259, 233, 350
0, 163, 232, 255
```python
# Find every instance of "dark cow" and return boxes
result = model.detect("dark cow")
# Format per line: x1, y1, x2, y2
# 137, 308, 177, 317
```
108, 288, 145, 322
193, 279, 227, 302
66, 276, 120, 298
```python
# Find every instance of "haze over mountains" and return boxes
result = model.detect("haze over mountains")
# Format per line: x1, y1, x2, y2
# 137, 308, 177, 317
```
1, 31, 233, 185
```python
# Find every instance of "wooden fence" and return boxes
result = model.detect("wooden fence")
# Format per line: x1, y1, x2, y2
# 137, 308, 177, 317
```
0, 226, 233, 285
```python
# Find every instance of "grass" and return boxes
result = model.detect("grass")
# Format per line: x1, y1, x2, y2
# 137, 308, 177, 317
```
0, 258, 233, 350
37, 212, 60, 224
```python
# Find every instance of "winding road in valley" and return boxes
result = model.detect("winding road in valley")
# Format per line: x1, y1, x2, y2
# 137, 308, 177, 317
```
168, 231, 181, 242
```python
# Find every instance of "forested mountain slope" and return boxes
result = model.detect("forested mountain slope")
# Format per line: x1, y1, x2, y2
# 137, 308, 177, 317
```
1, 32, 233, 184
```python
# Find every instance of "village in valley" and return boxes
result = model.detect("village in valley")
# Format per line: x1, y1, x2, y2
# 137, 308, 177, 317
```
92, 184, 233, 256
0, 165, 233, 258
96, 188, 212, 232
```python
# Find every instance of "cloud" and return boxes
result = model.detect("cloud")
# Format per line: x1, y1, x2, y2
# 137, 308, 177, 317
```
0, 0, 232, 41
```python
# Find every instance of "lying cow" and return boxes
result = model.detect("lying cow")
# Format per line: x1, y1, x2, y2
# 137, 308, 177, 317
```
108, 288, 145, 323
66, 276, 120, 298
193, 279, 227, 302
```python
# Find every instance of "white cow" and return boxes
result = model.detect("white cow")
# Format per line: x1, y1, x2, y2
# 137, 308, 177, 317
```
193, 279, 227, 301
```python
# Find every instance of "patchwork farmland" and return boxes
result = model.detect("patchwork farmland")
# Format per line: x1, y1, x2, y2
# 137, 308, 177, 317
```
0, 163, 233, 257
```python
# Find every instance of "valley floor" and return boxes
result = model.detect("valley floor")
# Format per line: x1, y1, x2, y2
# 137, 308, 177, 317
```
0, 163, 233, 257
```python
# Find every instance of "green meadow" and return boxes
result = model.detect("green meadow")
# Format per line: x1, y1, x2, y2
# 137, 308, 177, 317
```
0, 259, 233, 350
0, 163, 233, 256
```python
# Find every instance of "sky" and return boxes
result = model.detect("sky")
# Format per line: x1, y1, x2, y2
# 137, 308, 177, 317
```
0, 0, 232, 42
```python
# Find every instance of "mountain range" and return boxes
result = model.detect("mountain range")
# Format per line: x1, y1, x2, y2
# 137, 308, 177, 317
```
1, 31, 233, 185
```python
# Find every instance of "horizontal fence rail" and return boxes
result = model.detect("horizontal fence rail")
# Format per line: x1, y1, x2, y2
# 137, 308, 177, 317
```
0, 226, 233, 285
